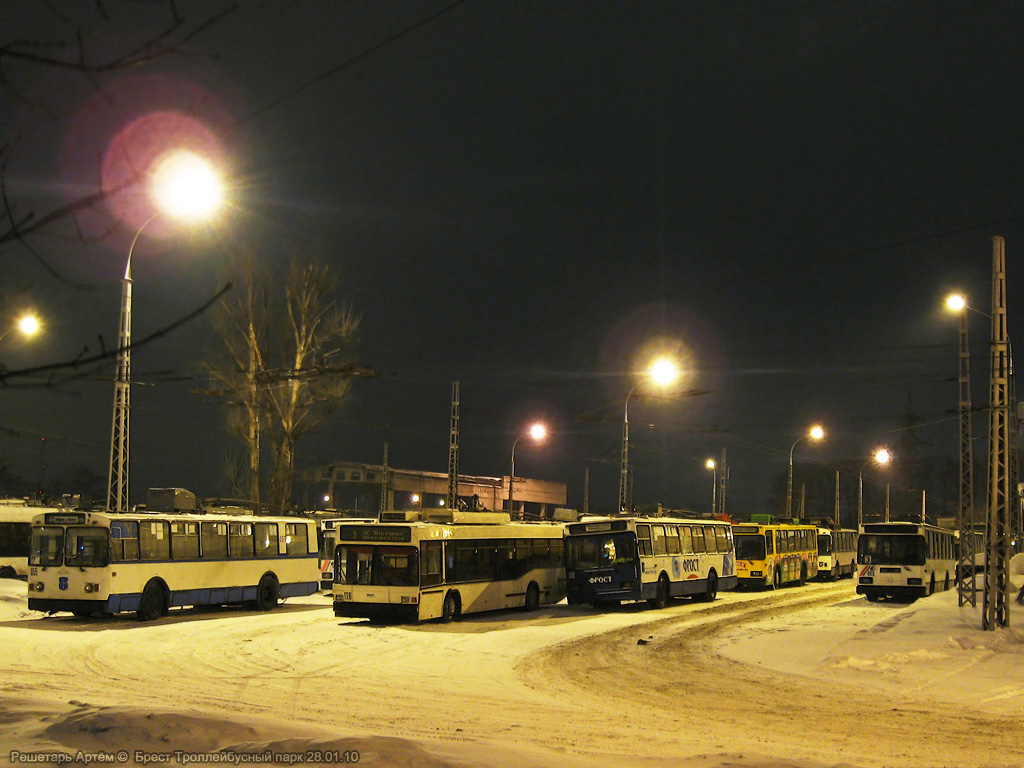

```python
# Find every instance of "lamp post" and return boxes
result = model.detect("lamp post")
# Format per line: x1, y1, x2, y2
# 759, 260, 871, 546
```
786, 424, 824, 520
857, 447, 891, 528
508, 422, 547, 515
619, 357, 679, 513
705, 458, 717, 516
107, 150, 222, 513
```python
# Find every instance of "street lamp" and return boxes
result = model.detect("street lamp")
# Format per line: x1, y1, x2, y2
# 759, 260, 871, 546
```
0, 313, 40, 345
619, 356, 679, 513
705, 458, 717, 516
508, 422, 547, 514
107, 150, 223, 513
857, 447, 891, 528
786, 424, 824, 520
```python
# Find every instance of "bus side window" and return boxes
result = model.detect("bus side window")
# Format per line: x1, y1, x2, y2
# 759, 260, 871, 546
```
665, 526, 681, 555
679, 526, 693, 554
691, 527, 706, 554
636, 525, 652, 557
254, 523, 279, 558
140, 521, 170, 561
229, 523, 254, 558
111, 521, 139, 561
285, 523, 309, 556
651, 526, 667, 556
170, 522, 199, 560
421, 541, 443, 586
714, 526, 729, 553
765, 532, 774, 555
549, 538, 563, 568
201, 522, 228, 559
703, 526, 716, 554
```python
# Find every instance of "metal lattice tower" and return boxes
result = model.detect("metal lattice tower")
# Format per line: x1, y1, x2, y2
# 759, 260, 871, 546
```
983, 236, 1012, 630
106, 264, 133, 513
446, 381, 460, 511
955, 297, 977, 606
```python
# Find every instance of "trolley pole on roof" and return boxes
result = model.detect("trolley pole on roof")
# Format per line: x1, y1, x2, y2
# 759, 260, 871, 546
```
983, 236, 1012, 630
447, 382, 460, 512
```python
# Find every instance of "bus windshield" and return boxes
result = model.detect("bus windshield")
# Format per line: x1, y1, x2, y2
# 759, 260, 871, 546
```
733, 533, 766, 561
336, 544, 419, 586
30, 527, 64, 566
565, 533, 636, 569
859, 534, 927, 566
817, 534, 832, 555
65, 528, 109, 568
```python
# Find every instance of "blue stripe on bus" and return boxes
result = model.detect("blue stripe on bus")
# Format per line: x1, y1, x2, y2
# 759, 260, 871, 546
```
106, 581, 318, 612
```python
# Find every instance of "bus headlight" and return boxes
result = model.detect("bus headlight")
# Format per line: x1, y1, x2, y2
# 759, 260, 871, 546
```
83, 583, 99, 593
32, 582, 45, 591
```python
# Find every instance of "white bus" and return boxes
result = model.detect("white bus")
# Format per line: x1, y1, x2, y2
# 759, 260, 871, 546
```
316, 516, 376, 592
28, 510, 320, 620
332, 508, 566, 622
856, 521, 956, 601
564, 516, 737, 608
817, 527, 858, 580
0, 500, 49, 578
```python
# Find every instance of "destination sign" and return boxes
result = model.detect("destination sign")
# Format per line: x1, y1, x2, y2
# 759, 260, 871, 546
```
44, 513, 86, 525
339, 525, 412, 543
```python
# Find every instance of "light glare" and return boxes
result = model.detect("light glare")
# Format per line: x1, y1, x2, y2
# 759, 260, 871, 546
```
946, 294, 967, 312
809, 425, 825, 441
16, 314, 39, 336
648, 357, 679, 387
151, 150, 223, 220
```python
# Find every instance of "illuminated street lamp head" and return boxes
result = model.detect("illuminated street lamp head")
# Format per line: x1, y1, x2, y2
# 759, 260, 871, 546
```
705, 458, 716, 471
151, 150, 223, 220
809, 425, 825, 441
874, 447, 892, 466
16, 314, 39, 337
528, 422, 547, 442
648, 356, 679, 388
946, 294, 967, 312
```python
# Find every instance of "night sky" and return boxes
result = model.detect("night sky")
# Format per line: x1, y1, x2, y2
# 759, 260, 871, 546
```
3, 1, 1024, 519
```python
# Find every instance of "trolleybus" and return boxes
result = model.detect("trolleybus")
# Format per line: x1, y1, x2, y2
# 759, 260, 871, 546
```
0, 500, 46, 578
564, 516, 736, 608
732, 522, 818, 588
28, 510, 320, 619
817, 527, 858, 580
332, 508, 565, 622
856, 521, 956, 601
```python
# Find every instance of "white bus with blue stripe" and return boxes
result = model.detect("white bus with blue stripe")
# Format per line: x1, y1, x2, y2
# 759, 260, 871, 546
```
565, 516, 737, 608
28, 510, 319, 620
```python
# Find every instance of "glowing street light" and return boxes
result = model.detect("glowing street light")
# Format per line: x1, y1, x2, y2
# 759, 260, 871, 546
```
509, 422, 547, 514
107, 150, 224, 513
619, 356, 680, 513
857, 447, 892, 528
786, 424, 825, 519
0, 313, 41, 345
705, 458, 717, 516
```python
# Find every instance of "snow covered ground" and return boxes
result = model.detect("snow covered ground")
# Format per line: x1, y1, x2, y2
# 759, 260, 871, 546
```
0, 578, 1022, 768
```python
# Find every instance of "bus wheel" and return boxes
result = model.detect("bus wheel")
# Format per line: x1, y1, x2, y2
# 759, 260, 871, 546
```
137, 580, 166, 622
650, 574, 670, 609
865, 592, 879, 603
524, 582, 540, 612
699, 572, 718, 602
0, 566, 17, 579
256, 574, 279, 611
442, 591, 461, 622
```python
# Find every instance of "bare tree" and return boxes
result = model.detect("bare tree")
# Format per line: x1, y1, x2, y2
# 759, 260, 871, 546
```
206, 252, 368, 510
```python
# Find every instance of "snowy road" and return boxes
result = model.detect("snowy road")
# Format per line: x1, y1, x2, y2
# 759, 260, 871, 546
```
1, 580, 1022, 768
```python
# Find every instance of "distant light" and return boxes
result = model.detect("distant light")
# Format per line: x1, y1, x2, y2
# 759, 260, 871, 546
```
151, 150, 223, 220
809, 425, 825, 441
410, 494, 420, 504
705, 458, 716, 470
946, 294, 967, 312
438, 499, 445, 507
322, 494, 330, 504
528, 422, 547, 442
874, 448, 892, 466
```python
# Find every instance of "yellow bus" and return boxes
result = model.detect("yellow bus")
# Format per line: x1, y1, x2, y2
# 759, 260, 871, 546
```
732, 522, 818, 588
333, 508, 565, 622
28, 510, 319, 620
